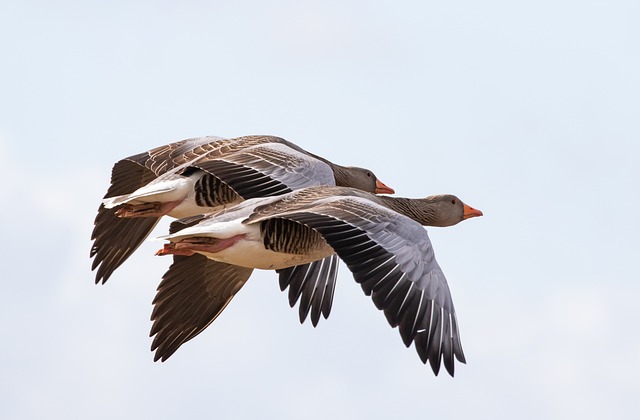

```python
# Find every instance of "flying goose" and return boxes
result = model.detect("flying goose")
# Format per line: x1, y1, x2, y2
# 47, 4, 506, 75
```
90, 135, 394, 284
154, 185, 483, 376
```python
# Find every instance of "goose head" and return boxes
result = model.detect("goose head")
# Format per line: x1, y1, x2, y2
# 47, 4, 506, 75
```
335, 166, 395, 194
422, 194, 483, 227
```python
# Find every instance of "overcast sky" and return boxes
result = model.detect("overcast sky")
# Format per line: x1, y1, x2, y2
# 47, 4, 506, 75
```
1, 1, 639, 419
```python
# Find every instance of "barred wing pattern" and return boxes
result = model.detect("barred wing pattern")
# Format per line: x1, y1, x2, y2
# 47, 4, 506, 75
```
131, 135, 227, 174
247, 194, 465, 376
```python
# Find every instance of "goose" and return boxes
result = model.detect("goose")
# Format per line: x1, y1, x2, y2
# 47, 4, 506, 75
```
153, 185, 483, 376
90, 135, 394, 286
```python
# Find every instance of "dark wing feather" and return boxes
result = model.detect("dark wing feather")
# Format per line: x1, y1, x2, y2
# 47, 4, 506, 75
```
90, 207, 160, 284
248, 193, 465, 376
276, 254, 339, 326
150, 254, 253, 362
191, 159, 291, 199
91, 159, 162, 284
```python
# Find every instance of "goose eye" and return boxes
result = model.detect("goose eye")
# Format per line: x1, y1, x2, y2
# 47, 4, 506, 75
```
367, 172, 372, 177
451, 199, 456, 205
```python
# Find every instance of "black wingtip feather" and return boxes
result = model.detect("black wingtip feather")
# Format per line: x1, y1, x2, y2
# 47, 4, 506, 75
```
277, 256, 338, 326
321, 258, 338, 319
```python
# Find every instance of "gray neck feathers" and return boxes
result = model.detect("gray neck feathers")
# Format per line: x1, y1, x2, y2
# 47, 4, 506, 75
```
330, 165, 352, 187
375, 196, 440, 226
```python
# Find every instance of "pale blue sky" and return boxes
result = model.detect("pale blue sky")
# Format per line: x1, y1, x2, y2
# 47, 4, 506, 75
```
1, 1, 639, 419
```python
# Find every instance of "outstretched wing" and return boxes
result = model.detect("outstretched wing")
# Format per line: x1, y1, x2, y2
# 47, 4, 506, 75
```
90, 207, 160, 284
150, 254, 253, 362
246, 192, 465, 376
91, 159, 162, 284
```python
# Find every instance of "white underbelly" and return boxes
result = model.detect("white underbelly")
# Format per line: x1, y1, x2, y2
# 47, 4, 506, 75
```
198, 238, 334, 270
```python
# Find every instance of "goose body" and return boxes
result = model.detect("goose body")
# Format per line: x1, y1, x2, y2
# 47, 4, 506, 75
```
91, 135, 394, 284
154, 185, 482, 376
161, 196, 334, 269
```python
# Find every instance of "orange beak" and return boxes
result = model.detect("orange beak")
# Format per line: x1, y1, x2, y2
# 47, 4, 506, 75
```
463, 203, 483, 220
374, 179, 395, 194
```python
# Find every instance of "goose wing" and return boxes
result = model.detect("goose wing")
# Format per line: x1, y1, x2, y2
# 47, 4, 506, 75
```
246, 191, 465, 376
133, 135, 227, 174
190, 142, 335, 199
90, 136, 226, 284
150, 253, 253, 362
